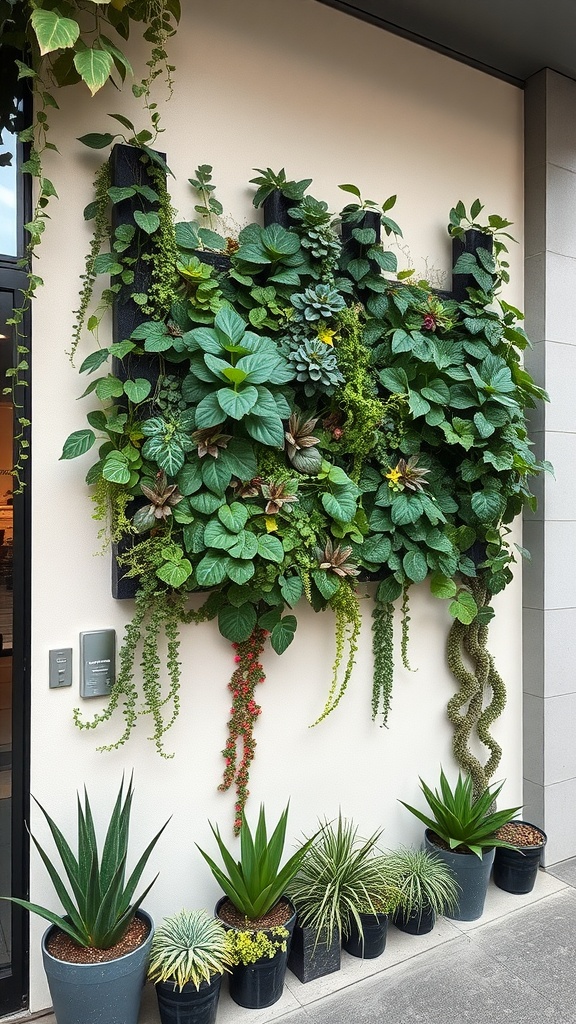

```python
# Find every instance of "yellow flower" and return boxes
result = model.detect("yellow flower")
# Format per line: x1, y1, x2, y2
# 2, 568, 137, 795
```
317, 327, 335, 346
386, 467, 402, 486
265, 516, 278, 532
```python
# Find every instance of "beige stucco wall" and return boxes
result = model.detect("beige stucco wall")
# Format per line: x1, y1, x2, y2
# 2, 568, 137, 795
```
28, 0, 524, 1010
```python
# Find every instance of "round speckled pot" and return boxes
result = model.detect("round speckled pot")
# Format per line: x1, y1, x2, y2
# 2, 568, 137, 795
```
41, 911, 153, 1024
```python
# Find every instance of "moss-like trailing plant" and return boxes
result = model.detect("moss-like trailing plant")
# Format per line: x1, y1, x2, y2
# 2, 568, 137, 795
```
61, 158, 548, 830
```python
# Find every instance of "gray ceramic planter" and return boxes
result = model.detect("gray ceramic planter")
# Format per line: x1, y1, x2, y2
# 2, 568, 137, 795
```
424, 831, 494, 922
41, 911, 154, 1024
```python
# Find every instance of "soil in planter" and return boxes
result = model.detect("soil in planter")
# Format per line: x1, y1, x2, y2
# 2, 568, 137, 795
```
46, 917, 149, 964
217, 897, 293, 930
495, 822, 545, 846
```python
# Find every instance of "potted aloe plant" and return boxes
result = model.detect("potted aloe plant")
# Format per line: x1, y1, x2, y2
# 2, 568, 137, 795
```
148, 909, 232, 1024
288, 814, 401, 972
2, 775, 168, 1024
384, 847, 460, 935
196, 803, 314, 1008
399, 769, 520, 921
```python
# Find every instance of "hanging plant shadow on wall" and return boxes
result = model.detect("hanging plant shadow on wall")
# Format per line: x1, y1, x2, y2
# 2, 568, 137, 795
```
60, 150, 551, 832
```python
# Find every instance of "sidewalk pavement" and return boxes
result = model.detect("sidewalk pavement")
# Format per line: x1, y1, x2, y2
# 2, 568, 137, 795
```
31, 857, 576, 1024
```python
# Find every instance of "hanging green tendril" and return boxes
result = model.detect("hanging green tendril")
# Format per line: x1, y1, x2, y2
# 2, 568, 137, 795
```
400, 585, 415, 671
69, 161, 112, 365
311, 580, 361, 726
371, 599, 394, 727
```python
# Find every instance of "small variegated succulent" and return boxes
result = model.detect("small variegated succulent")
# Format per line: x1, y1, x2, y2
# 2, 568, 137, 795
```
291, 284, 346, 322
261, 481, 299, 515
288, 339, 344, 398
315, 539, 360, 577
192, 427, 232, 458
133, 471, 183, 533
388, 455, 431, 492
285, 414, 322, 475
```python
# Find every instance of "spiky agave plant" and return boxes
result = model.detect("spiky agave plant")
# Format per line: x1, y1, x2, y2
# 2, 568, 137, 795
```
2, 775, 169, 948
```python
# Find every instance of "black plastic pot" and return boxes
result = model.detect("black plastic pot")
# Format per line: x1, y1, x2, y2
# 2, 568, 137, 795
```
287, 922, 341, 984
263, 190, 292, 228
425, 830, 494, 922
155, 974, 222, 1024
393, 905, 435, 936
342, 912, 388, 959
215, 896, 296, 1009
493, 821, 547, 894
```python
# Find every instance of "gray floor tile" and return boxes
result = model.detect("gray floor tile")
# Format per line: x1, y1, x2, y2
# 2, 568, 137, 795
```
473, 887, 576, 1013
302, 940, 576, 1024
547, 856, 576, 887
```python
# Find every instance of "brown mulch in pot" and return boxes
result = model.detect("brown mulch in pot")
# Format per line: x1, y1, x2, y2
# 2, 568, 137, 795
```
46, 916, 149, 964
495, 822, 545, 847
217, 897, 293, 930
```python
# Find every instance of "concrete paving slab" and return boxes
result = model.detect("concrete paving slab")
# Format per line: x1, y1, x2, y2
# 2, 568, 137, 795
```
284, 916, 462, 1005
301, 939, 576, 1024
453, 867, 568, 932
472, 886, 576, 1013
547, 855, 576, 887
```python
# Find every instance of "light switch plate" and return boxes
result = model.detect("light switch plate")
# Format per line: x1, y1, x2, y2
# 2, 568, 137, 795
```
79, 629, 116, 698
49, 648, 73, 688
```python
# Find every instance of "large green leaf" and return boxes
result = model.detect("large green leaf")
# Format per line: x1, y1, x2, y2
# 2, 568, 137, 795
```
226, 558, 256, 585
228, 531, 258, 560
123, 378, 151, 404
60, 430, 95, 460
201, 456, 232, 496
196, 552, 228, 587
257, 535, 284, 563
195, 393, 227, 429
216, 385, 258, 420
133, 211, 160, 235
270, 616, 297, 655
391, 493, 423, 526
449, 591, 478, 624
403, 549, 428, 583
312, 570, 340, 600
280, 575, 303, 606
31, 9, 80, 55
218, 603, 257, 642
214, 307, 247, 345
471, 489, 506, 523
244, 412, 285, 447
73, 48, 114, 96
203, 519, 236, 551
156, 559, 192, 587
321, 484, 358, 523
218, 503, 249, 533
430, 573, 458, 599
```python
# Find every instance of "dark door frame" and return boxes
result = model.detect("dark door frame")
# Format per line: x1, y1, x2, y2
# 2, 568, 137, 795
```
0, 263, 31, 1018
0, 71, 32, 1006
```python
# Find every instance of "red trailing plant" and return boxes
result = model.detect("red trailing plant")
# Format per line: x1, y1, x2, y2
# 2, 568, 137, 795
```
219, 627, 268, 834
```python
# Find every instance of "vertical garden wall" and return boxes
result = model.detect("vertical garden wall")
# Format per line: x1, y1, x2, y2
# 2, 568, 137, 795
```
25, 0, 525, 1011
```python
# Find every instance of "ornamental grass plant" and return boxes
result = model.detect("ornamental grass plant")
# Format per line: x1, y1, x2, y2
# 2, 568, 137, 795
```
288, 813, 400, 943
383, 846, 460, 921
